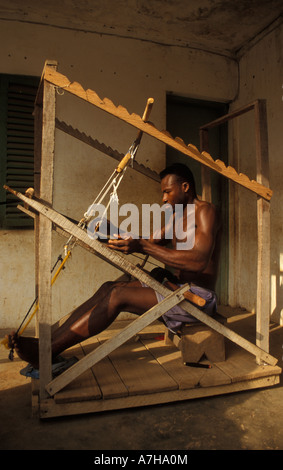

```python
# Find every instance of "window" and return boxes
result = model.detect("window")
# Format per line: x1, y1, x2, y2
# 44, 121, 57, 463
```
0, 74, 39, 228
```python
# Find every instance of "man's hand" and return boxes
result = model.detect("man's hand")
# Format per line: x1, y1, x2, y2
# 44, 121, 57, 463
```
107, 234, 140, 254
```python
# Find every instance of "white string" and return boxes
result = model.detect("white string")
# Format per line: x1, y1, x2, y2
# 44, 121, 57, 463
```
64, 141, 137, 252
92, 170, 116, 205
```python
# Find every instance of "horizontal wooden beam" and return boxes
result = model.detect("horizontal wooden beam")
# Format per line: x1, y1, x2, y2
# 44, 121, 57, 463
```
44, 66, 272, 201
199, 101, 258, 129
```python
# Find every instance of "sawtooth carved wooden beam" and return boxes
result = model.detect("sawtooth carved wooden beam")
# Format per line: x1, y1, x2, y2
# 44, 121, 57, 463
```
44, 66, 272, 201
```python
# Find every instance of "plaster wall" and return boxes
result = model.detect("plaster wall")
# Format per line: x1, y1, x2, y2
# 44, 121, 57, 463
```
228, 23, 283, 323
0, 19, 237, 328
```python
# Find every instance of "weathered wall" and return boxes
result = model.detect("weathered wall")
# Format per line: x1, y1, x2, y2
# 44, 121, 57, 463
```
228, 22, 283, 323
0, 19, 237, 328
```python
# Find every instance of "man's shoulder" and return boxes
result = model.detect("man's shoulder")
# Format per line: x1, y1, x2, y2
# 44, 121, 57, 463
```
194, 199, 220, 229
195, 198, 217, 215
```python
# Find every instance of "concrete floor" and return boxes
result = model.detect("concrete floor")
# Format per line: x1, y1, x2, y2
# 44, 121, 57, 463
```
1, 317, 283, 451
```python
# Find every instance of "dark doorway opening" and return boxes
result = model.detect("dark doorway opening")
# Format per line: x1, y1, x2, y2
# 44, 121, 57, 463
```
166, 95, 229, 304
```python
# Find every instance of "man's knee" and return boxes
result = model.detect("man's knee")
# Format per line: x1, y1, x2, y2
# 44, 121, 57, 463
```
107, 283, 129, 311
97, 280, 127, 301
100, 280, 116, 291
100, 280, 127, 291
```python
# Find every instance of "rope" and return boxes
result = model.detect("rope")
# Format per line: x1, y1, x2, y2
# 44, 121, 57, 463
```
2, 141, 139, 359
2, 97, 154, 359
1, 250, 71, 358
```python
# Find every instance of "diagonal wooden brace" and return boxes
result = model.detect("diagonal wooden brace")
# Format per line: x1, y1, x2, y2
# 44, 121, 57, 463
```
47, 284, 190, 396
4, 186, 278, 382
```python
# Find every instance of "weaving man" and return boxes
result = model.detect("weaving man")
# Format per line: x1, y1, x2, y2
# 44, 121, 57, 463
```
7, 163, 221, 369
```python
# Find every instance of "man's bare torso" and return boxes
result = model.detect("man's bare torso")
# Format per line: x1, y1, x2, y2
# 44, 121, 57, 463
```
171, 198, 221, 290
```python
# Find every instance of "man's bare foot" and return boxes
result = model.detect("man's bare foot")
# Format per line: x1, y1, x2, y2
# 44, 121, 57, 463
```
7, 332, 39, 369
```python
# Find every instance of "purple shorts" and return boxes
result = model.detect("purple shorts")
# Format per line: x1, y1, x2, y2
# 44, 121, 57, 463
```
141, 282, 217, 333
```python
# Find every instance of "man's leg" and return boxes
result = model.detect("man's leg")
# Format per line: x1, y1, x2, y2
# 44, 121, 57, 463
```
51, 280, 157, 354
8, 280, 157, 368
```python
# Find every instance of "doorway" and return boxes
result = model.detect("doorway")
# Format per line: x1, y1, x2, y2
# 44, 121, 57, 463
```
166, 95, 229, 304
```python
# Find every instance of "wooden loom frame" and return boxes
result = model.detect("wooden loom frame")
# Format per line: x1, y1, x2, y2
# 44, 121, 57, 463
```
15, 60, 277, 416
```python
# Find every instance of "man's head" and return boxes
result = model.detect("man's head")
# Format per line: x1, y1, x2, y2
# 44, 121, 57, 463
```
159, 163, 196, 208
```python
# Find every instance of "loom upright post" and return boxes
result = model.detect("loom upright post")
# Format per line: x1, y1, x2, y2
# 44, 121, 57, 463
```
34, 60, 57, 399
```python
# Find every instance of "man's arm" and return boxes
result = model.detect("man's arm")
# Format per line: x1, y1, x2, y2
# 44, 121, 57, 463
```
108, 203, 219, 274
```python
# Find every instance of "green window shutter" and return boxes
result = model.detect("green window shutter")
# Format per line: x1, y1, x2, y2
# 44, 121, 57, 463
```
0, 74, 39, 228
